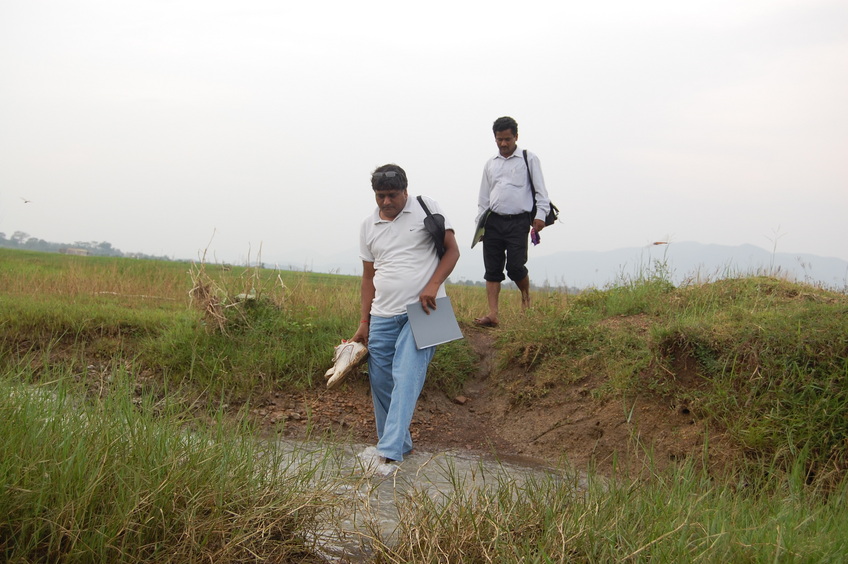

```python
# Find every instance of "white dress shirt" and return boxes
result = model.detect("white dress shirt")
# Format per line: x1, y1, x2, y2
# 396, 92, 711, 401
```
476, 146, 551, 224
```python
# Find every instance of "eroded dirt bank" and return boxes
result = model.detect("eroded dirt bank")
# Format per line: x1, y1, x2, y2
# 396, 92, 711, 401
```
249, 326, 733, 475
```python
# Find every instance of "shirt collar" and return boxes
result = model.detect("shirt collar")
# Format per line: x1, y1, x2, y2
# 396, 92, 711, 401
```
493, 145, 522, 160
371, 193, 414, 224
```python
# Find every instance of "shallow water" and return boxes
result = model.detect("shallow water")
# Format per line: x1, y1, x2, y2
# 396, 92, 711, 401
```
276, 440, 586, 562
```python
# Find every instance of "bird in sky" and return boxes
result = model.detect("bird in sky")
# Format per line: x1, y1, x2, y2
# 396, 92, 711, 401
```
20, 197, 32, 203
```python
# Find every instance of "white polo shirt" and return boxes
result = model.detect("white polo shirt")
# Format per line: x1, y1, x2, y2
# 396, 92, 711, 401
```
360, 194, 453, 317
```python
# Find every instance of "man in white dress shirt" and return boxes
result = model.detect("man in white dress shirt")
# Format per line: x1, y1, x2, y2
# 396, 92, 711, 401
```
474, 116, 551, 328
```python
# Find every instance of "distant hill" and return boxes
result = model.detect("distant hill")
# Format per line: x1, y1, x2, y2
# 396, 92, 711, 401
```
269, 242, 848, 291
522, 242, 848, 290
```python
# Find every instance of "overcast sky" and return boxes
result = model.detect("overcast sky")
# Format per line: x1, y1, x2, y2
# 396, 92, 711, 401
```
2, 0, 847, 278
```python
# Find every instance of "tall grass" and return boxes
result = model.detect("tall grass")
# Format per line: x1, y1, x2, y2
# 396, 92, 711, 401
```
1, 249, 484, 400
494, 269, 848, 482
0, 366, 335, 562
4, 250, 848, 481
379, 453, 848, 562
4, 248, 848, 560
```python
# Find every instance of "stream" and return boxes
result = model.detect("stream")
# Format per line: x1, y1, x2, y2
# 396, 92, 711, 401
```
275, 440, 587, 562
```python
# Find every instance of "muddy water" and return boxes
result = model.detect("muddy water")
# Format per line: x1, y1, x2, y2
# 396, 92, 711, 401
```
276, 440, 586, 563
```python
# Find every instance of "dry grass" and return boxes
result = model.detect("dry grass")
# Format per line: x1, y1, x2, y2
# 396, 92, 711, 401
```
188, 261, 229, 333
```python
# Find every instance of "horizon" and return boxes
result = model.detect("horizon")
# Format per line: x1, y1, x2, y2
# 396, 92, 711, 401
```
6, 230, 844, 291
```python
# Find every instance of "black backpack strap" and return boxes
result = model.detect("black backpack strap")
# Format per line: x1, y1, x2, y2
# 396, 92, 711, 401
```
416, 195, 432, 217
523, 150, 539, 220
523, 150, 559, 226
523, 149, 537, 200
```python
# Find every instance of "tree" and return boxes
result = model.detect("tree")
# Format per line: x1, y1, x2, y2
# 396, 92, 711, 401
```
11, 231, 29, 245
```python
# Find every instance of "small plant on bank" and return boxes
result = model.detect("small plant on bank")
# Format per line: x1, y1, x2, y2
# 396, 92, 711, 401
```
188, 253, 289, 335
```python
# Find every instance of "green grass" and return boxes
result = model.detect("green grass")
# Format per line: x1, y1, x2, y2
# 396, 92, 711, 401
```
3, 248, 848, 561
3, 250, 847, 479
382, 454, 848, 563
1, 249, 481, 399
494, 274, 848, 483
0, 367, 334, 562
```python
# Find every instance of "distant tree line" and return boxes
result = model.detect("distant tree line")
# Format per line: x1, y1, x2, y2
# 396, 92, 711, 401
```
0, 231, 173, 261
0, 231, 580, 292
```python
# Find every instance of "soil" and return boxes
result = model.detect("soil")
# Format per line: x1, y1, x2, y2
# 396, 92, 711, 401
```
249, 326, 735, 475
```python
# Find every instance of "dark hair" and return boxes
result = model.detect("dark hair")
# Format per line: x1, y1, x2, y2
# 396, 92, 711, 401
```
492, 116, 518, 136
370, 164, 408, 192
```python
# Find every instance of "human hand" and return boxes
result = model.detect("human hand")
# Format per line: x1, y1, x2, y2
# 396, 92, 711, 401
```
532, 218, 545, 232
351, 322, 369, 347
418, 285, 438, 314
530, 228, 540, 246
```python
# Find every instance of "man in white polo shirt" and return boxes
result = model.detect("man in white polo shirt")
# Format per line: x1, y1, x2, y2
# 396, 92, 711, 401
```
350, 163, 460, 467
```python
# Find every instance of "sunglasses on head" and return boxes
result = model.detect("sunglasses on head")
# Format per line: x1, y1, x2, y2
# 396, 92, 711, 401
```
372, 171, 402, 179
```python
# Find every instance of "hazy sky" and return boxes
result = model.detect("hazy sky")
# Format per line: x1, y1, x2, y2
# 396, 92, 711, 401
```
2, 0, 847, 278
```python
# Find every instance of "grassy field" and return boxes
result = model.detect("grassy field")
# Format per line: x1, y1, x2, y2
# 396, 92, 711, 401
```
2, 248, 848, 562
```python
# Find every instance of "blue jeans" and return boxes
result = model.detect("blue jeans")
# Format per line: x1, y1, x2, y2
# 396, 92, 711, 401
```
367, 314, 435, 461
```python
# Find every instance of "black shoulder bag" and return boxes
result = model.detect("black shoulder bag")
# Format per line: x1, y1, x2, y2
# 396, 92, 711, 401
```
416, 195, 446, 259
523, 149, 559, 226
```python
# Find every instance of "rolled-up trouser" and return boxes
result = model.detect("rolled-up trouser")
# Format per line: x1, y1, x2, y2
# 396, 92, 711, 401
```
482, 211, 531, 283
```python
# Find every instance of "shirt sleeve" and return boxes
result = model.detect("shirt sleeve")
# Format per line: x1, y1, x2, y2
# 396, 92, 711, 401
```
421, 195, 453, 232
359, 219, 374, 262
527, 152, 551, 222
476, 162, 492, 224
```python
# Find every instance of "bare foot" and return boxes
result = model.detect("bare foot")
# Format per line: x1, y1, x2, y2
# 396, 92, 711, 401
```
473, 316, 499, 328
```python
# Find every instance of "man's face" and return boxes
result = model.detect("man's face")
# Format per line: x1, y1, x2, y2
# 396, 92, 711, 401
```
374, 189, 408, 220
495, 129, 518, 157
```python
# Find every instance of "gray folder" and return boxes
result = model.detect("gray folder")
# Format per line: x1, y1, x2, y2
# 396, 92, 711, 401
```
405, 296, 464, 349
